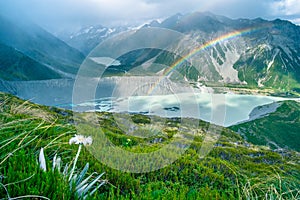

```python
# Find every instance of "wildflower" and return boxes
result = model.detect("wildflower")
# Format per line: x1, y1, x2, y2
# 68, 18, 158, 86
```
69, 134, 93, 146
39, 148, 47, 172
52, 154, 61, 172
68, 135, 93, 181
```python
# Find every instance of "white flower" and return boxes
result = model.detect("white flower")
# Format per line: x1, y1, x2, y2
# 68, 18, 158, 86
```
52, 154, 62, 172
69, 134, 93, 146
39, 148, 47, 172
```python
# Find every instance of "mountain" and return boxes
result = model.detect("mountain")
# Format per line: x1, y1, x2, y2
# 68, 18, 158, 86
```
154, 13, 300, 92
81, 12, 300, 94
57, 25, 128, 55
1, 12, 300, 92
230, 100, 300, 151
0, 42, 61, 80
0, 15, 85, 78
154, 12, 228, 33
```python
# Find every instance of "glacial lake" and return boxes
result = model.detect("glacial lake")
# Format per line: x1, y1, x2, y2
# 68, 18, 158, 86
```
72, 93, 295, 127
1, 78, 298, 127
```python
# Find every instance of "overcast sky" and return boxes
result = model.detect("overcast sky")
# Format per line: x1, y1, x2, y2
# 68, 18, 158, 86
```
1, 0, 300, 32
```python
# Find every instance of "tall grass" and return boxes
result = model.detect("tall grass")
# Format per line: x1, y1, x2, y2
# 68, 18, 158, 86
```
0, 95, 106, 199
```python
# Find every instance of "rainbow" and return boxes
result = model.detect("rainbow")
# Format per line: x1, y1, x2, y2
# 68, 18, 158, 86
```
147, 25, 268, 95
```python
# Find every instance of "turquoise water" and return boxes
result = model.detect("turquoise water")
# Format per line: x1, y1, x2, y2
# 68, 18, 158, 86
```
74, 93, 292, 127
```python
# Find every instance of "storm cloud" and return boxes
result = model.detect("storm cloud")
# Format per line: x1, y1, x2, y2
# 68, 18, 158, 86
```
0, 0, 299, 32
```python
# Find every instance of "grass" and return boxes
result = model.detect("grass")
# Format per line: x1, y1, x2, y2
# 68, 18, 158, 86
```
0, 92, 299, 199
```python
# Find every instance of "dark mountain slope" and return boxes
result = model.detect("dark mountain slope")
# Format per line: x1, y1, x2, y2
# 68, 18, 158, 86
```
0, 15, 85, 76
0, 42, 61, 80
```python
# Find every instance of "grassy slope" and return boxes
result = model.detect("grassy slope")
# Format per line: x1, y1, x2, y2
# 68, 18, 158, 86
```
0, 92, 299, 199
230, 101, 300, 151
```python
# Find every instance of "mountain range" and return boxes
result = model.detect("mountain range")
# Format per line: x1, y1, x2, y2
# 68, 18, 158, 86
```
0, 12, 300, 92
149, 13, 300, 92
56, 12, 300, 93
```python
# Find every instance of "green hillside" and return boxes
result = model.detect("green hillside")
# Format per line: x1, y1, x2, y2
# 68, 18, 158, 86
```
230, 101, 300, 151
0, 92, 299, 199
0, 42, 61, 80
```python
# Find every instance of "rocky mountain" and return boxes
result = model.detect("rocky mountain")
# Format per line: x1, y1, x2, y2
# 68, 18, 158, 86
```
67, 12, 300, 93
1, 12, 300, 92
139, 12, 300, 92
57, 25, 129, 55
0, 15, 85, 80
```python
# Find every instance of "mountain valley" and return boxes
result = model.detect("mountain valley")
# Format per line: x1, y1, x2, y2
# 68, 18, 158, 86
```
0, 10, 299, 199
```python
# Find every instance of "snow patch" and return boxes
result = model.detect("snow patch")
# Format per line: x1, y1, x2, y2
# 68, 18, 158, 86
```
267, 49, 279, 71
96, 28, 107, 33
257, 78, 264, 87
211, 42, 241, 83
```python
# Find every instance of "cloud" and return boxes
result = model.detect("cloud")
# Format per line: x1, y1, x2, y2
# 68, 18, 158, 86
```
270, 0, 300, 25
272, 0, 300, 15
0, 0, 158, 29
0, 0, 299, 31
290, 18, 300, 25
